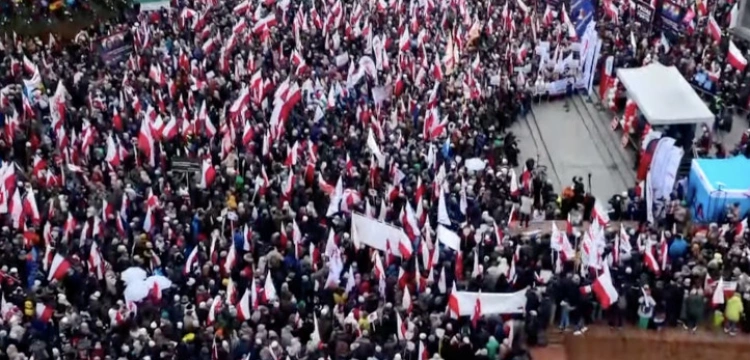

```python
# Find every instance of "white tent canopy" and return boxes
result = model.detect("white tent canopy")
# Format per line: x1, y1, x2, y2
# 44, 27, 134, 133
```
616, 63, 714, 126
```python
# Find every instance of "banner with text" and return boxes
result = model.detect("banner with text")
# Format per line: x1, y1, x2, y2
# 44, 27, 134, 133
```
634, 1, 656, 32
658, 0, 686, 39
96, 31, 132, 66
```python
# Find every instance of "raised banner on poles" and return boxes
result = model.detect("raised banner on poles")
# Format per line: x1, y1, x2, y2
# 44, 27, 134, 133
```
634, 1, 656, 31
451, 289, 528, 316
136, 0, 171, 11
95, 31, 132, 67
658, 0, 687, 38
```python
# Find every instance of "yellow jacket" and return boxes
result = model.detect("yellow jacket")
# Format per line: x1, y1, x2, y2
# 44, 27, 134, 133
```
725, 294, 744, 322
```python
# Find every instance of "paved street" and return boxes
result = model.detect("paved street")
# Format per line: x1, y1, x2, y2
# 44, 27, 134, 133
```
512, 97, 636, 202
512, 94, 749, 202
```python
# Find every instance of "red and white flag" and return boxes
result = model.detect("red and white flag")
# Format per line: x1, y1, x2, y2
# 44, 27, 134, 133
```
643, 245, 660, 275
237, 287, 251, 320
587, 265, 619, 309
47, 253, 71, 281
36, 303, 54, 322
183, 246, 199, 274
199, 158, 217, 188
402, 285, 413, 312
728, 40, 747, 71
736, 218, 748, 235
207, 295, 222, 325
88, 242, 106, 280
707, 14, 721, 42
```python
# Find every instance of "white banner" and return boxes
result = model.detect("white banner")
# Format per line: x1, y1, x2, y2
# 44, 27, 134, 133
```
585, 40, 603, 96
452, 289, 528, 316
137, 0, 170, 11
650, 137, 683, 202
545, 78, 574, 96
436, 225, 461, 251
535, 22, 600, 96
351, 213, 410, 256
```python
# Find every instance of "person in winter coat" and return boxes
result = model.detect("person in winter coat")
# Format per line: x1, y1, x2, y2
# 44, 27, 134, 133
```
725, 293, 744, 336
485, 335, 500, 360
683, 287, 705, 333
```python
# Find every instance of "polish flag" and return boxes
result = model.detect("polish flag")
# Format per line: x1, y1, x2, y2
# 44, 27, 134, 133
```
507, 205, 519, 226
105, 135, 121, 167
183, 246, 199, 274
509, 169, 520, 196
253, 14, 278, 34
137, 118, 154, 163
728, 40, 747, 72
31, 155, 47, 178
658, 232, 669, 270
199, 159, 217, 188
418, 341, 428, 360
250, 277, 259, 309
47, 253, 71, 281
420, 239, 433, 272
88, 242, 106, 280
592, 200, 610, 226
162, 116, 179, 140
237, 288, 251, 320
711, 277, 726, 306
438, 266, 447, 293
507, 245, 519, 283
396, 311, 408, 340
472, 249, 482, 278
63, 212, 76, 239
285, 141, 299, 166
591, 265, 619, 308
281, 169, 294, 200
403, 202, 421, 239
23, 188, 41, 225
36, 303, 54, 322
707, 14, 721, 42
543, 5, 554, 26
223, 242, 237, 274
264, 271, 278, 302
207, 295, 222, 325
10, 188, 24, 229
399, 28, 410, 51
242, 225, 253, 250
402, 285, 413, 312
447, 282, 460, 318
233, 0, 251, 14
142, 207, 155, 233
643, 246, 660, 275
736, 218, 748, 235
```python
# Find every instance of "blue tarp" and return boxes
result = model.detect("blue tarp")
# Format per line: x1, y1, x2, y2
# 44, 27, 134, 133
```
688, 157, 750, 223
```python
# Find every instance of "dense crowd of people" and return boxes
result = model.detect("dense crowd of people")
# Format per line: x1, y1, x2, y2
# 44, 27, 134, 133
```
0, 0, 749, 359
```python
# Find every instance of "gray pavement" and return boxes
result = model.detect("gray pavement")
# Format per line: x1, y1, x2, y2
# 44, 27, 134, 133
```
512, 94, 750, 201
512, 96, 637, 201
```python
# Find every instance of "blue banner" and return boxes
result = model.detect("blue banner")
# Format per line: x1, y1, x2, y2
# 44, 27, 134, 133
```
658, 0, 686, 39
96, 31, 133, 67
570, 0, 595, 39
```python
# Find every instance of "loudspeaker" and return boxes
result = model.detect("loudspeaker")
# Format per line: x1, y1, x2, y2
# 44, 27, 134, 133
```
731, 0, 750, 42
